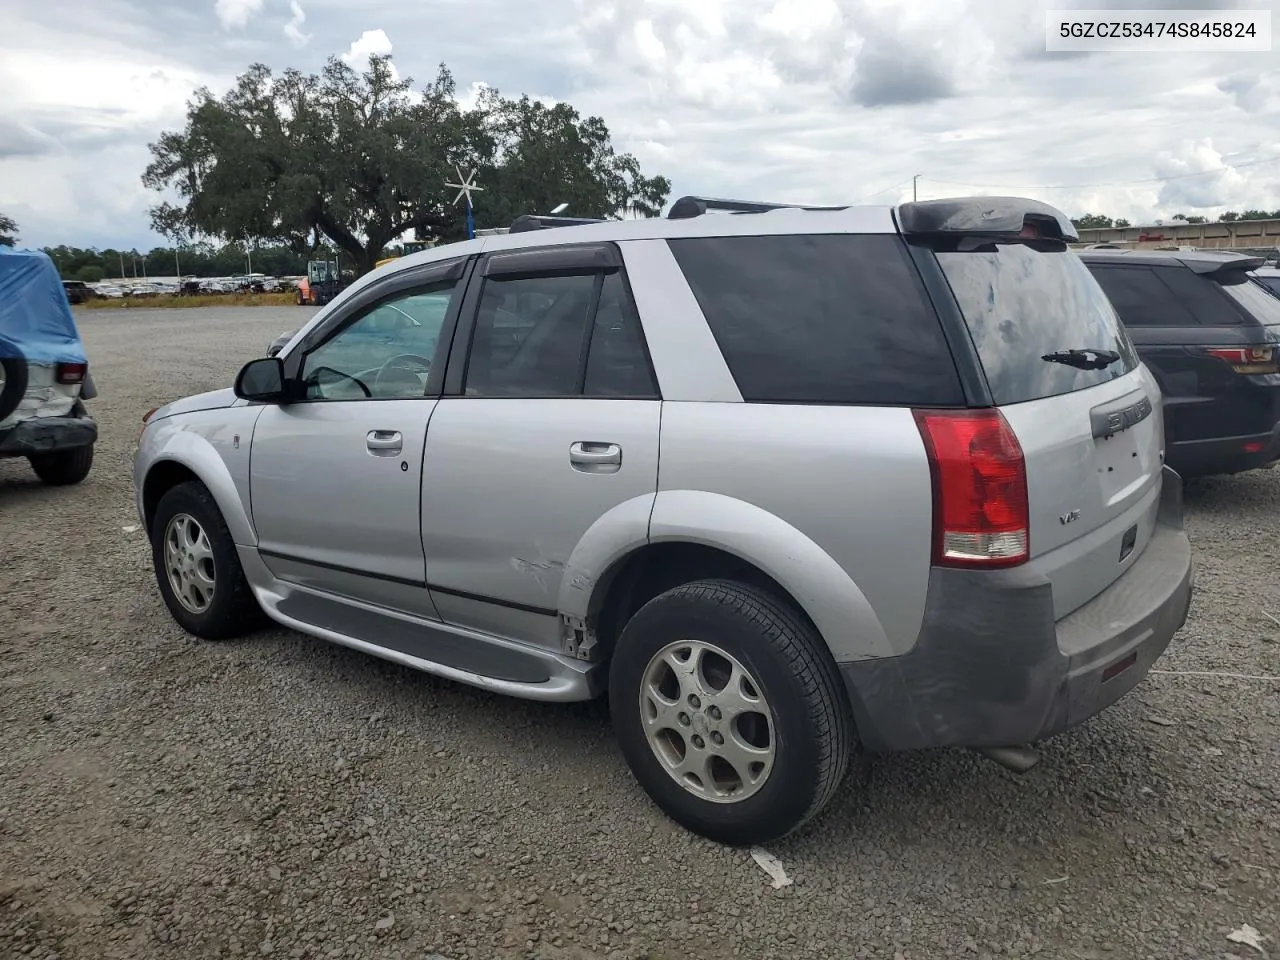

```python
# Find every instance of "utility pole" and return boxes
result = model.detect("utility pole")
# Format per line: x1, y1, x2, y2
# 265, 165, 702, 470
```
913, 174, 921, 202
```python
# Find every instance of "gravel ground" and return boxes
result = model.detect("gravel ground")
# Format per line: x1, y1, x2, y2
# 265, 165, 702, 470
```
2, 306, 1278, 960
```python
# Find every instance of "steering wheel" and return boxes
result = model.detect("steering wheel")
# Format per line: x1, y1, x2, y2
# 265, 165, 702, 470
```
307, 365, 372, 399
373, 354, 432, 395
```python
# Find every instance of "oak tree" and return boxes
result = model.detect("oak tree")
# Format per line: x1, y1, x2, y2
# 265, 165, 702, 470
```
143, 56, 670, 273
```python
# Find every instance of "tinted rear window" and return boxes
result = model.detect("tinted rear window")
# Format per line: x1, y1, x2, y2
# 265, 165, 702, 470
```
1225, 276, 1280, 325
1086, 263, 1245, 327
1254, 275, 1280, 299
666, 234, 964, 406
936, 244, 1140, 406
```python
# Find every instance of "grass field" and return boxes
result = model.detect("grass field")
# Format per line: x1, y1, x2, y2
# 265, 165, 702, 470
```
82, 292, 299, 310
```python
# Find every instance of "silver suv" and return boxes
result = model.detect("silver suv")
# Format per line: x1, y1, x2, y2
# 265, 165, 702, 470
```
133, 196, 1194, 845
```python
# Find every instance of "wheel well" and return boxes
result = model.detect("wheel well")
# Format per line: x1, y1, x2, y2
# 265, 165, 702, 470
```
590, 542, 821, 662
142, 461, 200, 529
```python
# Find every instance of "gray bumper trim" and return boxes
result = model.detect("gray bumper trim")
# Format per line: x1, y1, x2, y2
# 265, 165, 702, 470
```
839, 466, 1194, 752
0, 414, 98, 457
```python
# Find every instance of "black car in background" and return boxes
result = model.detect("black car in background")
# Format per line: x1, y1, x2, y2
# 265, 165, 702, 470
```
62, 280, 92, 304
1080, 249, 1280, 478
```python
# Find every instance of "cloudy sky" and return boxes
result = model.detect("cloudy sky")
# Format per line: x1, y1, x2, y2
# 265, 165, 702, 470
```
2, 0, 1279, 250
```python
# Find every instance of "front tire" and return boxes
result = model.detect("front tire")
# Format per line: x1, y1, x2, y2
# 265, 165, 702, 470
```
609, 579, 854, 846
29, 443, 93, 485
150, 481, 264, 640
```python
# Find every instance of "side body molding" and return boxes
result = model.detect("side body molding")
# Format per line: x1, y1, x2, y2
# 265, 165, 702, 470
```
135, 406, 263, 545
646, 490, 892, 662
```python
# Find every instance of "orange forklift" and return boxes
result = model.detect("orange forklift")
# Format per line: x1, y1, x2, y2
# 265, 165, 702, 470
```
294, 258, 347, 306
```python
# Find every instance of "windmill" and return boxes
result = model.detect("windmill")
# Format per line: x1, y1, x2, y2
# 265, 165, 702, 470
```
444, 164, 484, 240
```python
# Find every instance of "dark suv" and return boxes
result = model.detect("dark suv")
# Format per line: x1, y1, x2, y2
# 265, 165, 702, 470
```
1080, 249, 1280, 478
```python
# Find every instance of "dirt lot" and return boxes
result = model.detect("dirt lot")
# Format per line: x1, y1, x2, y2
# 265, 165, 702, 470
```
2, 306, 1278, 960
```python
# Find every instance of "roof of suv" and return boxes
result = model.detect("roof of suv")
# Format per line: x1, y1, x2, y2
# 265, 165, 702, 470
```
378, 195, 1079, 277
1077, 247, 1266, 274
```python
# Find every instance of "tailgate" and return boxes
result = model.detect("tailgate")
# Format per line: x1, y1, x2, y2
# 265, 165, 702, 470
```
1000, 365, 1165, 618
932, 237, 1164, 620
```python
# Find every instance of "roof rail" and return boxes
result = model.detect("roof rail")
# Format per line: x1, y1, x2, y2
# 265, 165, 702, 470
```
666, 195, 849, 220
508, 214, 608, 234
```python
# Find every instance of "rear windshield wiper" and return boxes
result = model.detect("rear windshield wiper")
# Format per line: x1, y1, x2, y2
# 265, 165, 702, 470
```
1040, 348, 1121, 370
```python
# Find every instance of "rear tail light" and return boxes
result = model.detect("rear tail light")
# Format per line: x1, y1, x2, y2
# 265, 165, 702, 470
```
1203, 346, 1279, 375
913, 408, 1030, 568
56, 362, 87, 385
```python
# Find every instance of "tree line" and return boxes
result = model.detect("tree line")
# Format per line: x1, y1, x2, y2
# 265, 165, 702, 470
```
1073, 210, 1280, 230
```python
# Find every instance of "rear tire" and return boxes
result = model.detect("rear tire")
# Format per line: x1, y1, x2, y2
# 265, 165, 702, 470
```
29, 443, 93, 485
0, 356, 28, 423
150, 481, 264, 640
609, 579, 854, 846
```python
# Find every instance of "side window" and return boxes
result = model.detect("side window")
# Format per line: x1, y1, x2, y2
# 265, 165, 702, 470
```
462, 264, 660, 400
1159, 267, 1245, 324
465, 273, 596, 396
668, 234, 964, 405
301, 282, 457, 400
583, 272, 660, 398
1087, 265, 1200, 327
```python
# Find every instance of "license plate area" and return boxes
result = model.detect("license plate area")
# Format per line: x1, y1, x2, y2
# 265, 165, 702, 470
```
1091, 389, 1155, 503
1095, 428, 1144, 499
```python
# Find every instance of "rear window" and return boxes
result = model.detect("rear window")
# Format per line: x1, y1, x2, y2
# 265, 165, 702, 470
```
1253, 275, 1280, 299
1086, 263, 1246, 326
1225, 275, 1280, 325
935, 244, 1140, 406
666, 234, 964, 406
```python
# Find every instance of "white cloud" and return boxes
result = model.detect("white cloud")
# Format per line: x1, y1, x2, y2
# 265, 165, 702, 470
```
283, 0, 311, 48
214, 0, 263, 31
1154, 139, 1251, 211
341, 28, 397, 79
5, 0, 1280, 251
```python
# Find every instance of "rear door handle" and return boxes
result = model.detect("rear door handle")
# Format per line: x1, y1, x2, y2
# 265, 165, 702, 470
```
366, 430, 403, 455
569, 441, 622, 471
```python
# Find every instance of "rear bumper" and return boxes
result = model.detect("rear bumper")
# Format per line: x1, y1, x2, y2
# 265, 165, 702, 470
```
840, 465, 1194, 752
0, 414, 98, 458
1166, 421, 1280, 477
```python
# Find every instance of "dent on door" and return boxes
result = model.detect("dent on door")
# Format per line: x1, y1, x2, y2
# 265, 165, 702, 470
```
420, 398, 661, 649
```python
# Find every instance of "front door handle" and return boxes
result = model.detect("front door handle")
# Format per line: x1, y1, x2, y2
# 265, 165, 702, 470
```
569, 441, 622, 472
366, 430, 403, 456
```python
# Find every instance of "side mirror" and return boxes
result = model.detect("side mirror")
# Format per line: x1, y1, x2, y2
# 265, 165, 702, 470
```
234, 357, 289, 403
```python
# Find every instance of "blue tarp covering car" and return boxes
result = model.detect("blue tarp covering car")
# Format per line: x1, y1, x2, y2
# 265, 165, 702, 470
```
0, 247, 88, 365
0, 246, 98, 485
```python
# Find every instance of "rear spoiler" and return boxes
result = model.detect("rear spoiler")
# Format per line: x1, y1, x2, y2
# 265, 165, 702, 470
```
1189, 256, 1266, 275
895, 197, 1078, 243
1079, 249, 1269, 276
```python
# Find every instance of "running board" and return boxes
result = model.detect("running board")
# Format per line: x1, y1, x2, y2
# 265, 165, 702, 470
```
238, 547, 602, 702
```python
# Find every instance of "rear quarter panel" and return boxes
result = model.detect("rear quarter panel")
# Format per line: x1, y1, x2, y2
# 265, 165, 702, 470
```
653, 402, 935, 659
